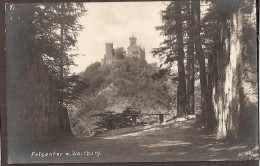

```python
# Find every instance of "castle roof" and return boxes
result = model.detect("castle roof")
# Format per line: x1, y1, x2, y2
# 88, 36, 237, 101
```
127, 43, 145, 52
127, 42, 135, 49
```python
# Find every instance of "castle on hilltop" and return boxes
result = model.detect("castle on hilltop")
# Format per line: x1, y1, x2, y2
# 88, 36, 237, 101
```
101, 36, 145, 65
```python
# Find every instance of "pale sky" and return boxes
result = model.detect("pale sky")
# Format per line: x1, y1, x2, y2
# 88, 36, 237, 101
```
70, 2, 168, 74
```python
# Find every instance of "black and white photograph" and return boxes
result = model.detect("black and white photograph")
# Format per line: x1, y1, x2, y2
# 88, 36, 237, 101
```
5, 0, 258, 164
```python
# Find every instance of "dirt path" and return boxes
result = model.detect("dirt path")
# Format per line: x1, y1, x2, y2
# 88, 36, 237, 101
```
22, 119, 257, 163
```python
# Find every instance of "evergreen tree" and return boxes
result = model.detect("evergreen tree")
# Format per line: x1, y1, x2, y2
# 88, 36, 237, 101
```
114, 47, 126, 59
152, 1, 189, 116
32, 3, 87, 106
194, 1, 214, 129
174, 1, 187, 115
185, 1, 195, 114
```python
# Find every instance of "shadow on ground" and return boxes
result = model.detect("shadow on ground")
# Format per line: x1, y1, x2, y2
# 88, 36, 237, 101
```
13, 119, 258, 163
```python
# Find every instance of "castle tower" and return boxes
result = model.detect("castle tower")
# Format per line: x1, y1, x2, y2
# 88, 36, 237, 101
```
104, 43, 114, 64
127, 36, 145, 60
106, 43, 113, 58
129, 36, 137, 45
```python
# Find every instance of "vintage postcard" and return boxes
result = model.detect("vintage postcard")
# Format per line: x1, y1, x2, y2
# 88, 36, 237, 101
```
5, 0, 258, 164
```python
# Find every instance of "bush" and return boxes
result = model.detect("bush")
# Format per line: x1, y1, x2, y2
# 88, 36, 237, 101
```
122, 106, 141, 116
94, 107, 141, 130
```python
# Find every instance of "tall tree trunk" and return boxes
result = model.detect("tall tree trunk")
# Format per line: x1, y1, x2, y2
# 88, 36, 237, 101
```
177, 84, 180, 115
194, 1, 214, 128
59, 3, 73, 135
59, 3, 65, 105
186, 1, 195, 114
174, 2, 187, 115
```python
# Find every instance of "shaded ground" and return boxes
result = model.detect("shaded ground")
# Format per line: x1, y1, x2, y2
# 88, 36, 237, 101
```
13, 119, 258, 163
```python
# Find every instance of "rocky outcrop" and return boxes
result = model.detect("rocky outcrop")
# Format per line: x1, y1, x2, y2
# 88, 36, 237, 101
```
6, 7, 72, 161
7, 49, 72, 140
211, 2, 257, 139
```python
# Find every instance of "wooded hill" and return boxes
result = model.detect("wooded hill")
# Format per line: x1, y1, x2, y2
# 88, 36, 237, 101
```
69, 57, 178, 137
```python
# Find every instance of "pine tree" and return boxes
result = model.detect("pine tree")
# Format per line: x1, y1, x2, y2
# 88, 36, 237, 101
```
174, 1, 187, 115
32, 3, 87, 106
185, 1, 195, 114
194, 1, 215, 129
152, 2, 187, 115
